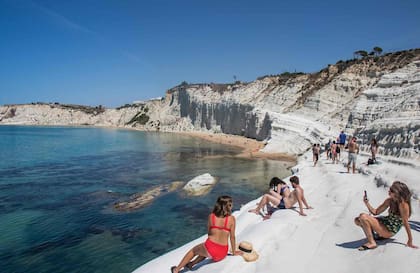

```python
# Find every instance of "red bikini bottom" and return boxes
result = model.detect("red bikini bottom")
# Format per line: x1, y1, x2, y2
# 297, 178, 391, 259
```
204, 238, 228, 262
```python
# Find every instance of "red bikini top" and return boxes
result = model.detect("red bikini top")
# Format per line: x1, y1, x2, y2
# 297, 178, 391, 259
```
210, 213, 231, 232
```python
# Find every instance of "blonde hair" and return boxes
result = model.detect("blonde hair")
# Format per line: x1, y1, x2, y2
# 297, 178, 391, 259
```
212, 195, 233, 217
389, 181, 412, 217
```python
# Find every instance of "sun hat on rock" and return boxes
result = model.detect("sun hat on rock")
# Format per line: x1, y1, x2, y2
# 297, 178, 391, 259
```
238, 241, 259, 262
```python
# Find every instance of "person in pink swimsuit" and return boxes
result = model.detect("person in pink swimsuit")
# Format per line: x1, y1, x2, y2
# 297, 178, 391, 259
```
170, 195, 241, 273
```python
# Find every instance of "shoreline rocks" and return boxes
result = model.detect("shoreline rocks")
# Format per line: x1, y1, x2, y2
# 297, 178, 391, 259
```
183, 173, 218, 196
114, 181, 184, 212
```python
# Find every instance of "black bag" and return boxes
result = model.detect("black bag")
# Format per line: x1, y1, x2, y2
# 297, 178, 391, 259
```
336, 146, 340, 153
367, 158, 374, 165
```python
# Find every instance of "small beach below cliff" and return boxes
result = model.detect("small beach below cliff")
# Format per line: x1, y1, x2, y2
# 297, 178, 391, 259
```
179, 131, 297, 162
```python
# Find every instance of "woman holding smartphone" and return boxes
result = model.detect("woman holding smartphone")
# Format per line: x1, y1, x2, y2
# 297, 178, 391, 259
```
354, 181, 418, 250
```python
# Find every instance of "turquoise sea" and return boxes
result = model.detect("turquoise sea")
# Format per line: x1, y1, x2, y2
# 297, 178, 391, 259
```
0, 126, 291, 273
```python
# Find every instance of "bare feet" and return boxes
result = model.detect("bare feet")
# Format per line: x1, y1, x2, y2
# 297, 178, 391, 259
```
248, 208, 260, 214
357, 243, 377, 251
171, 266, 178, 273
263, 214, 272, 220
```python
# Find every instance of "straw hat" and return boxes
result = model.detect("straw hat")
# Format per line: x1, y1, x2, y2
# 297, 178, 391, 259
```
238, 241, 259, 262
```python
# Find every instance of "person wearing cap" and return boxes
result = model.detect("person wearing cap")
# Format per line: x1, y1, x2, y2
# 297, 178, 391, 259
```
347, 136, 359, 173
170, 195, 242, 273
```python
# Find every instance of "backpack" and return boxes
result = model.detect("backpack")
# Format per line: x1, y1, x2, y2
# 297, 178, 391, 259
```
336, 146, 340, 153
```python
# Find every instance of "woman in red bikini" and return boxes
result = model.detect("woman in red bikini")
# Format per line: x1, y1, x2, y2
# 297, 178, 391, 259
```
171, 195, 241, 273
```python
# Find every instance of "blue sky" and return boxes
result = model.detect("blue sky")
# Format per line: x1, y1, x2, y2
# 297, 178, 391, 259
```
1, 0, 419, 107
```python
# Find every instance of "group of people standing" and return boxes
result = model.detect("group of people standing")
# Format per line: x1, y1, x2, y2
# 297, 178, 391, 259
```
315, 131, 380, 173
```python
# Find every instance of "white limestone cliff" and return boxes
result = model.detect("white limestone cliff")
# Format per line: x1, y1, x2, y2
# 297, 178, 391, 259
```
1, 49, 419, 160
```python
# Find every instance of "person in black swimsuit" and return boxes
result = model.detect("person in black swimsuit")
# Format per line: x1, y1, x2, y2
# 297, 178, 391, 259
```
249, 176, 312, 218
248, 177, 290, 216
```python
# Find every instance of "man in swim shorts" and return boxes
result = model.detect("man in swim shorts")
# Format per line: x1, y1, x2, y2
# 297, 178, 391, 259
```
347, 136, 359, 173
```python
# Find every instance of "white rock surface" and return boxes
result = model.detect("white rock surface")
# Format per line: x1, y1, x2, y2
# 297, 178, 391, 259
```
183, 173, 218, 196
132, 150, 420, 273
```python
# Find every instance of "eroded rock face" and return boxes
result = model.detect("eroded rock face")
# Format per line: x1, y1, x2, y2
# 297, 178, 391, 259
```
347, 61, 420, 159
1, 49, 419, 159
183, 173, 218, 196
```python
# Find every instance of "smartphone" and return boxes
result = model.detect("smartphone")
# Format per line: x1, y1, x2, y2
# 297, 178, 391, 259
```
364, 190, 368, 201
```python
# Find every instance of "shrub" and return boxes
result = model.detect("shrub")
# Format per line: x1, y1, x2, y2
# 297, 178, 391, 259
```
126, 112, 150, 125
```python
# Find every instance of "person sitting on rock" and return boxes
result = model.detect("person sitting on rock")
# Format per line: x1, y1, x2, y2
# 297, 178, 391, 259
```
170, 195, 241, 273
249, 176, 312, 217
354, 181, 418, 250
261, 177, 291, 217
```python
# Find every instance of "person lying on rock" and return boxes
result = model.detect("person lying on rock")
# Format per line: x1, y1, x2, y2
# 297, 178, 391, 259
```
354, 181, 418, 250
249, 176, 312, 217
170, 195, 242, 273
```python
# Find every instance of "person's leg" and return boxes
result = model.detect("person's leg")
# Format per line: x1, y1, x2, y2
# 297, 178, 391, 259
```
354, 216, 361, 226
187, 255, 206, 269
269, 189, 281, 200
173, 243, 209, 273
249, 194, 280, 214
347, 154, 352, 173
358, 213, 393, 248
352, 162, 356, 173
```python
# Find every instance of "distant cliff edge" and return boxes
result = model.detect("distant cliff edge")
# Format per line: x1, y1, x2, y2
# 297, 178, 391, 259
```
1, 48, 419, 159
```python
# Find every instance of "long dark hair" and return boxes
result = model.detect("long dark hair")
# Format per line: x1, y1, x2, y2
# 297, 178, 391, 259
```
269, 177, 285, 188
212, 195, 233, 217
389, 181, 412, 217
371, 138, 378, 147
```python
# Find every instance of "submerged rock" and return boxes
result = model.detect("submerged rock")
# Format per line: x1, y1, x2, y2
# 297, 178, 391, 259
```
114, 181, 184, 211
183, 173, 218, 196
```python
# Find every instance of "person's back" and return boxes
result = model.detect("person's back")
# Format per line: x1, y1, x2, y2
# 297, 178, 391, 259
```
208, 213, 233, 245
312, 144, 318, 154
339, 131, 346, 146
171, 195, 239, 273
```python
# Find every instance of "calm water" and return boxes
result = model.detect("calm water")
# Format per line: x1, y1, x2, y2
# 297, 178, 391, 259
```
0, 126, 291, 273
